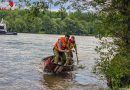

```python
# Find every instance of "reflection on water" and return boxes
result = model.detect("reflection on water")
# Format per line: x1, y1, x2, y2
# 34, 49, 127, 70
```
41, 73, 74, 90
0, 33, 107, 90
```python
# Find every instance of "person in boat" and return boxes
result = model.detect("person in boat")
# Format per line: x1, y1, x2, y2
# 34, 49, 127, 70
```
53, 34, 70, 65
68, 36, 77, 56
65, 36, 77, 65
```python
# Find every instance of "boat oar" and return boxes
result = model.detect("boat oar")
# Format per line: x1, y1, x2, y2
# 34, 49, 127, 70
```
76, 52, 79, 65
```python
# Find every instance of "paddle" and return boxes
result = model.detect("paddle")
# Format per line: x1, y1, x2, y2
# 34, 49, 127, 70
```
74, 43, 78, 65
76, 51, 79, 65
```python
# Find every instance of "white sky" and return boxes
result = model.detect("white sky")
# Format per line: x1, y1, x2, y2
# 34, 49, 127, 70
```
0, 0, 59, 10
0, 0, 96, 12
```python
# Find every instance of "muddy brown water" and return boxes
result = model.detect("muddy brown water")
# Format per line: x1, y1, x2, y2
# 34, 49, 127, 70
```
0, 33, 107, 90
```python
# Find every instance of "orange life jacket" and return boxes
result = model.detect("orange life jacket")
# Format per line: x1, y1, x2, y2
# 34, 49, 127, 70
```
54, 37, 68, 51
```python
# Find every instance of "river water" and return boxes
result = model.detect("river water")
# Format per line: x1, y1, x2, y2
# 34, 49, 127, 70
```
0, 33, 107, 90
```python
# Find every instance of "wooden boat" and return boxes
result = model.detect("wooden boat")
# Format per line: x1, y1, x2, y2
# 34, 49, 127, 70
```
40, 55, 74, 73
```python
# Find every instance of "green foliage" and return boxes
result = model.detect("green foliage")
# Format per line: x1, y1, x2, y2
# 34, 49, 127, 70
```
95, 38, 130, 89
92, 0, 130, 89
63, 18, 84, 35
41, 15, 56, 34
0, 5, 98, 35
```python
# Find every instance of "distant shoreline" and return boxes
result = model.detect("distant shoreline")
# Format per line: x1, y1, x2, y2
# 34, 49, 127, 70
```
17, 32, 96, 36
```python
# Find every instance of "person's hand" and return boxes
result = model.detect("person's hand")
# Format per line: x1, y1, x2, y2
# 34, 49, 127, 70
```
71, 50, 75, 52
65, 50, 69, 53
76, 51, 78, 54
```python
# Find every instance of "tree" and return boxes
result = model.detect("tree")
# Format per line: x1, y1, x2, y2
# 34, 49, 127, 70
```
93, 0, 130, 89
29, 1, 48, 17
63, 18, 84, 35
57, 6, 67, 20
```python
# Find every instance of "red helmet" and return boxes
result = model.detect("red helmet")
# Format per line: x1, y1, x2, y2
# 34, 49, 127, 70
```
69, 36, 75, 43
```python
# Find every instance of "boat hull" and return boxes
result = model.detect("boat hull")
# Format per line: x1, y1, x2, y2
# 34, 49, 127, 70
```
0, 31, 17, 35
41, 55, 74, 73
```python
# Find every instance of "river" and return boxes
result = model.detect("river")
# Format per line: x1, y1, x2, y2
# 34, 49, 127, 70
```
0, 33, 107, 90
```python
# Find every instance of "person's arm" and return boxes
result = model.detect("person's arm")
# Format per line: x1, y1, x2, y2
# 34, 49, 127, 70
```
57, 40, 68, 52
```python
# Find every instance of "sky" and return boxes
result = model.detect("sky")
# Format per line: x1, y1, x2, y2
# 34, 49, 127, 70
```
0, 0, 97, 12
